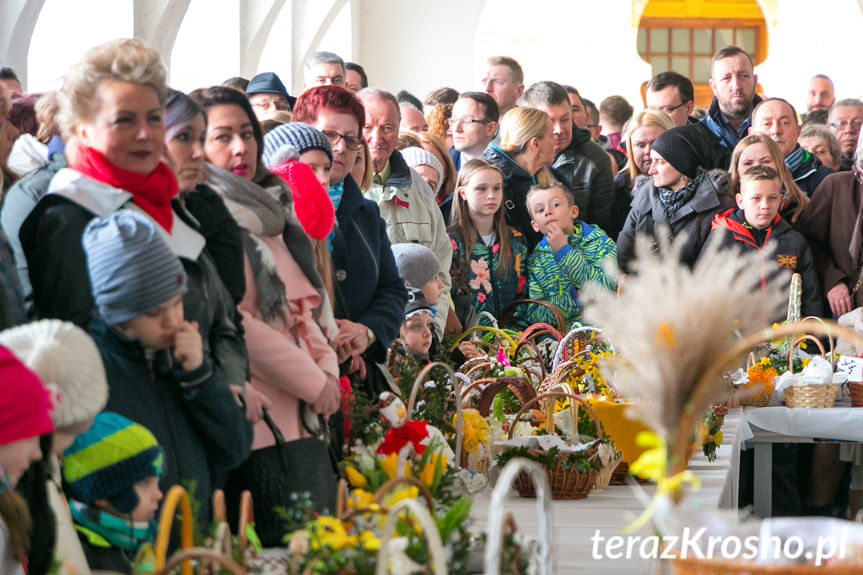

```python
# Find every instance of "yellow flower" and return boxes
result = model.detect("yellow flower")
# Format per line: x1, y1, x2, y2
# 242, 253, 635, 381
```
309, 516, 357, 551
419, 452, 447, 488
358, 530, 380, 551
802, 357, 810, 368
344, 465, 367, 488
380, 452, 410, 479
381, 486, 419, 508
759, 357, 771, 366
655, 322, 675, 348
456, 409, 491, 454
713, 431, 723, 445
348, 488, 374, 509
629, 431, 666, 482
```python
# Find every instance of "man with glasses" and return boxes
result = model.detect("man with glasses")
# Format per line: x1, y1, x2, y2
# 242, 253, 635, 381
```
246, 72, 293, 122
522, 81, 614, 231
358, 88, 451, 338
645, 71, 696, 128
827, 99, 863, 171
448, 92, 499, 170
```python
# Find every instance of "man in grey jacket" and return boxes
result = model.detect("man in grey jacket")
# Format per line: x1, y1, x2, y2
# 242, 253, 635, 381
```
522, 81, 615, 232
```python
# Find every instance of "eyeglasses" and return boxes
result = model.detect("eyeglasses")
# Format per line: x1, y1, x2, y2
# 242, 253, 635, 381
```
829, 119, 863, 131
322, 130, 363, 150
585, 124, 600, 129
448, 117, 493, 128
647, 101, 689, 115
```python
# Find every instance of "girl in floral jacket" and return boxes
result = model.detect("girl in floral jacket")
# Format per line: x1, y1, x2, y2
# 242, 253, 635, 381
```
448, 159, 528, 329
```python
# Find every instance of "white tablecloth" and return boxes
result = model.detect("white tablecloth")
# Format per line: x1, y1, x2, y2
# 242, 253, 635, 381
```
741, 402, 863, 443
469, 410, 745, 574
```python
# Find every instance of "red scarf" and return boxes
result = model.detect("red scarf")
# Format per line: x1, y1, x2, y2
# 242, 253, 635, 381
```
71, 146, 178, 232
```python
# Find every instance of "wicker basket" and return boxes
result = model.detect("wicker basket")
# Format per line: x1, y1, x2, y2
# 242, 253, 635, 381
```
740, 392, 771, 408
782, 336, 838, 408
592, 450, 623, 490
503, 391, 607, 500
785, 383, 840, 408
849, 382, 863, 407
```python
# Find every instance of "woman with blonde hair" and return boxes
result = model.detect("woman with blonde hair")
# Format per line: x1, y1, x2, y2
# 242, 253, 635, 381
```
482, 106, 559, 248
729, 134, 809, 225
19, 37, 250, 529
350, 136, 374, 192
609, 108, 674, 239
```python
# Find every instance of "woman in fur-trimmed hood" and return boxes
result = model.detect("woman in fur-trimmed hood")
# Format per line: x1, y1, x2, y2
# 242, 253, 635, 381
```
193, 85, 341, 445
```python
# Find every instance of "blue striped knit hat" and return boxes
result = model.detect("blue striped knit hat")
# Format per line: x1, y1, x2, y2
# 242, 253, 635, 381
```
63, 412, 164, 514
83, 210, 187, 325
262, 122, 332, 168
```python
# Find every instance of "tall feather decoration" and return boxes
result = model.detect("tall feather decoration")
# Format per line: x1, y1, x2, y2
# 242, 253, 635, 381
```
582, 231, 788, 471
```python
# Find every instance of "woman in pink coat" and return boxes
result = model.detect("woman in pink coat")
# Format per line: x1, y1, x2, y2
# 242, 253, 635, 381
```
191, 86, 340, 444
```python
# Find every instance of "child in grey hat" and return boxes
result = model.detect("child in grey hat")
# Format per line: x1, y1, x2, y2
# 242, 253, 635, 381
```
81, 209, 249, 526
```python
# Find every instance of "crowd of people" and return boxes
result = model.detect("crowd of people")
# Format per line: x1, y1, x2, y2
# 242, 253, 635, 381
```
0, 36, 860, 573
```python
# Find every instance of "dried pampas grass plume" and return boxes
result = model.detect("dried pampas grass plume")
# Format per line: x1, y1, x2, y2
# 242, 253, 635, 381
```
582, 230, 788, 462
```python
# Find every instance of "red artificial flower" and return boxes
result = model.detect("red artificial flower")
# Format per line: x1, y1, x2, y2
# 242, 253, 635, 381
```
377, 420, 429, 455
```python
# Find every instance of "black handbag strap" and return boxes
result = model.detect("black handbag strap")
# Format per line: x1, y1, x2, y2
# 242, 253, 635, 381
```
261, 407, 288, 445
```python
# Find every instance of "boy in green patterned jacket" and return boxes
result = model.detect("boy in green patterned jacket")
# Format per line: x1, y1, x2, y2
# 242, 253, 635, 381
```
526, 182, 617, 327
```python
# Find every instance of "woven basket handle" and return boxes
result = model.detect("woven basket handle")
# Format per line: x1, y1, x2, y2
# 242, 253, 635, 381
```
474, 376, 537, 417
484, 458, 554, 575
458, 357, 496, 378
237, 490, 255, 559
552, 326, 613, 370
507, 391, 602, 441
500, 299, 567, 334
512, 340, 548, 380
211, 489, 226, 523
376, 498, 448, 575
787, 335, 827, 374
539, 360, 586, 395
448, 324, 518, 352
800, 316, 836, 366
154, 485, 195, 575
156, 548, 245, 575
406, 362, 463, 465
518, 323, 562, 345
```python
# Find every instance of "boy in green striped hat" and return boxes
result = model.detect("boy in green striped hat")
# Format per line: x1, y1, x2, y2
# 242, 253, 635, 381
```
63, 412, 164, 574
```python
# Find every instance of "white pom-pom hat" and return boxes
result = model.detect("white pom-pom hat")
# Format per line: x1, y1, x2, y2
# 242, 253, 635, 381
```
0, 320, 108, 428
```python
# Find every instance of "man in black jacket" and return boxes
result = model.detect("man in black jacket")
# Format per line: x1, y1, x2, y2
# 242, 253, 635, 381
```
677, 45, 761, 170
522, 81, 614, 232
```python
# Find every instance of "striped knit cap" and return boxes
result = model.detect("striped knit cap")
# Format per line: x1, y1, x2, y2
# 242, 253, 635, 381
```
262, 122, 332, 168
63, 412, 164, 514
83, 209, 187, 325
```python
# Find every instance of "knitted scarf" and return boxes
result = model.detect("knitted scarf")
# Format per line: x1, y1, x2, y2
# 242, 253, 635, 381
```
784, 144, 809, 175
204, 163, 326, 326
70, 501, 155, 552
327, 180, 345, 252
657, 169, 703, 221
71, 146, 178, 232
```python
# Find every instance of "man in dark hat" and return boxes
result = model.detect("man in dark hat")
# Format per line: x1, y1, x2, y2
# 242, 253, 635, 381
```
246, 72, 294, 121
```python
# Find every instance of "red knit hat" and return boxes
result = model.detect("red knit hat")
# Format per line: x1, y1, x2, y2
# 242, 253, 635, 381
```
271, 160, 335, 240
0, 345, 54, 445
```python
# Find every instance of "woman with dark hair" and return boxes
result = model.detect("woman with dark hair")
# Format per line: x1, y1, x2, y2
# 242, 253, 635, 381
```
291, 85, 407, 397
162, 89, 265, 422
189, 85, 341, 453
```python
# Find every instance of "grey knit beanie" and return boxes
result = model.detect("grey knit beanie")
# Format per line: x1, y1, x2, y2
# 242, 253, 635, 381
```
262, 122, 333, 168
391, 243, 440, 288
400, 147, 444, 193
83, 210, 188, 325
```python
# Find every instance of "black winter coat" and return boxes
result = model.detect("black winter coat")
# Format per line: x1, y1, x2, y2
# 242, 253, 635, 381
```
617, 169, 736, 272
707, 208, 823, 318
552, 125, 615, 232
89, 318, 251, 525
332, 175, 407, 361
